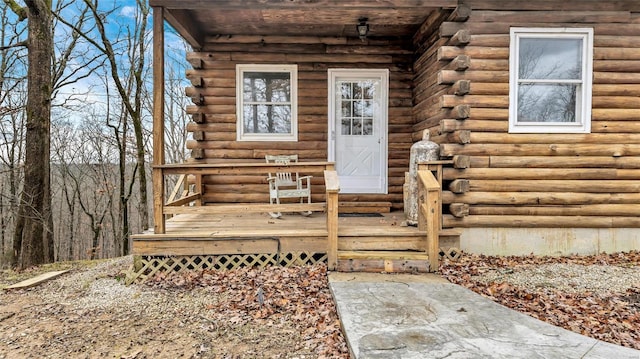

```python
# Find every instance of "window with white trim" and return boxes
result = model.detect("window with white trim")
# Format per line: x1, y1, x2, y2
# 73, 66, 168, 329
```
236, 64, 297, 141
509, 28, 593, 133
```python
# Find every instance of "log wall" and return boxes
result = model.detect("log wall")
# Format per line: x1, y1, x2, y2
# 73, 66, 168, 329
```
185, 34, 421, 209
420, 0, 640, 229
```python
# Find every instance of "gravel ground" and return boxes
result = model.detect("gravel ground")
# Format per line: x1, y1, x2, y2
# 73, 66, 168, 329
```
441, 252, 640, 349
472, 262, 640, 295
1, 257, 344, 358
2, 252, 639, 357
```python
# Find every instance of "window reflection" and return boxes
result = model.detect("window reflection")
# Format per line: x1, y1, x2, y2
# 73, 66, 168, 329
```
242, 72, 292, 134
336, 80, 378, 136
517, 38, 583, 124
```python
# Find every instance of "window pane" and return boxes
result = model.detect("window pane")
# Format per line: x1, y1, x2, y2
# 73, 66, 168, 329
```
243, 72, 291, 102
243, 104, 292, 133
519, 38, 582, 80
354, 101, 363, 117
341, 83, 352, 99
362, 100, 373, 117
341, 101, 351, 117
363, 119, 373, 135
341, 119, 351, 135
352, 119, 363, 135
361, 81, 375, 99
517, 84, 578, 123
353, 83, 363, 99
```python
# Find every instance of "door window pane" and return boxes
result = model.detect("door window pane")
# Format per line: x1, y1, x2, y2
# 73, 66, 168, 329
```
336, 80, 377, 137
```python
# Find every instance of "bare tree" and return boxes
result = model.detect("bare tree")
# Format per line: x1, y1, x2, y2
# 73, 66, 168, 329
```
55, 0, 152, 255
3, 0, 55, 269
0, 2, 27, 266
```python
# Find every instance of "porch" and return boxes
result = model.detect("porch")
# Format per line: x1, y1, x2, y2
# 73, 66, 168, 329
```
132, 161, 454, 278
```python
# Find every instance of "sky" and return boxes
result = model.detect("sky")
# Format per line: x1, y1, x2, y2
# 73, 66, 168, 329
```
47, 0, 189, 120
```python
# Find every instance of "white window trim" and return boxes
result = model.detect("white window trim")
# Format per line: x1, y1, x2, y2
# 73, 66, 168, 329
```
236, 64, 298, 141
508, 27, 593, 134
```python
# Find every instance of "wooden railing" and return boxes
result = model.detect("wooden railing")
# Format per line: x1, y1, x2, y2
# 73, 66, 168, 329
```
417, 169, 441, 271
153, 162, 336, 234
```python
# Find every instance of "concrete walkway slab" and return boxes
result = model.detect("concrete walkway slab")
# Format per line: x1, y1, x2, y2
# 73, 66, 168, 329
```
329, 273, 640, 359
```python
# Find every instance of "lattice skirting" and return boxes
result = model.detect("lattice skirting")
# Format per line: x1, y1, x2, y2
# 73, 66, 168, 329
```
125, 252, 328, 284
439, 247, 462, 261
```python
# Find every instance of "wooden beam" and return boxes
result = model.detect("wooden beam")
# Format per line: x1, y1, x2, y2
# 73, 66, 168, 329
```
157, 162, 336, 176
163, 9, 204, 49
449, 30, 471, 46
449, 179, 470, 193
452, 79, 471, 95
165, 193, 202, 207
444, 215, 640, 228
149, 0, 459, 9
4, 270, 70, 290
443, 168, 640, 181
152, 7, 166, 234
452, 155, 471, 169
449, 203, 469, 218
163, 202, 326, 214
448, 4, 471, 21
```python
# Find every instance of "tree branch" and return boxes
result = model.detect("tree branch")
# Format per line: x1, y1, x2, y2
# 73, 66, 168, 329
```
2, 0, 27, 21
0, 39, 27, 50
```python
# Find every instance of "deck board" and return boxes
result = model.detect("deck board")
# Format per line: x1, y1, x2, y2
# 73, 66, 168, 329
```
132, 211, 423, 256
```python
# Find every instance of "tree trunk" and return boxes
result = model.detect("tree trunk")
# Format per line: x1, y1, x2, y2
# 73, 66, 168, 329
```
13, 1, 54, 269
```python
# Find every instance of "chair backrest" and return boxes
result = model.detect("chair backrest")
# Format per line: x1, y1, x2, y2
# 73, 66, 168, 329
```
266, 154, 299, 184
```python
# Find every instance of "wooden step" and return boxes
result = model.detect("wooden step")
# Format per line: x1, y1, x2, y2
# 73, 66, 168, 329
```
338, 250, 428, 260
338, 202, 391, 213
338, 226, 419, 237
337, 250, 430, 273
338, 236, 423, 251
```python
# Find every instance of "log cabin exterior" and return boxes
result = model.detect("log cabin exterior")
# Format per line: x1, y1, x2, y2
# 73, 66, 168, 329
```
133, 0, 640, 279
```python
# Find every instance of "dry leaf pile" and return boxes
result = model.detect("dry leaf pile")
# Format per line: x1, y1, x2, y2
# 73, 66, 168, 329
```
147, 264, 350, 358
440, 251, 640, 349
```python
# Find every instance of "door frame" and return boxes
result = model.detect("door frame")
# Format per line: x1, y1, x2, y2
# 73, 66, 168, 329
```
327, 68, 389, 194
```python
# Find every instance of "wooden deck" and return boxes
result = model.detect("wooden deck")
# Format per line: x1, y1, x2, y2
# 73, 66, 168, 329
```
135, 162, 452, 274
131, 211, 446, 272
133, 211, 421, 254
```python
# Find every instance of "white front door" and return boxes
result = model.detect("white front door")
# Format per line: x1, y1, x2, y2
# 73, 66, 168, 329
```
328, 69, 388, 194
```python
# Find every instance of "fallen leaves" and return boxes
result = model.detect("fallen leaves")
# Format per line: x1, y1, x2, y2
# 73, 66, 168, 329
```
441, 251, 640, 350
147, 264, 350, 358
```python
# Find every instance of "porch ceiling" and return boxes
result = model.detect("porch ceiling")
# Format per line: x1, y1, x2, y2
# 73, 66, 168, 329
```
149, 0, 459, 49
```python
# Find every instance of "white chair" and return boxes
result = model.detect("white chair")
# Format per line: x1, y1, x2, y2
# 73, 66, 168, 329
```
266, 154, 312, 218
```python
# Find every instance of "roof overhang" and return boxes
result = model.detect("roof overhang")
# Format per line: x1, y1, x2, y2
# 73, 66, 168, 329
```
149, 0, 459, 49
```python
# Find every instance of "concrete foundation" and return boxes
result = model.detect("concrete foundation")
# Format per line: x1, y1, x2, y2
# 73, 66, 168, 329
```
460, 227, 640, 256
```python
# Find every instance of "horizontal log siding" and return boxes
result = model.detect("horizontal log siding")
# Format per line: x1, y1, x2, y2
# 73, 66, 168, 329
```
433, 1, 640, 228
185, 37, 416, 208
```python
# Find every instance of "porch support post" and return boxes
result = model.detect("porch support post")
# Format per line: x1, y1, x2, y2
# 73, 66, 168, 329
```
152, 6, 166, 234
324, 170, 340, 270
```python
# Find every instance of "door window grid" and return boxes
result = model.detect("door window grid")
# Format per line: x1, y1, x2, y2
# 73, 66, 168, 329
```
339, 81, 375, 136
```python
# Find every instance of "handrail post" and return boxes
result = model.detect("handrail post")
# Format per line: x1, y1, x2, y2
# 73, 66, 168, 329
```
324, 170, 339, 270
195, 173, 203, 206
153, 168, 166, 234
418, 170, 441, 272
